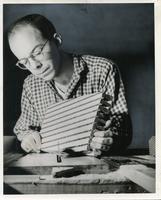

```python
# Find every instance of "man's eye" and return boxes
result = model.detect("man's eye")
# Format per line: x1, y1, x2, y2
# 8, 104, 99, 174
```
32, 47, 42, 56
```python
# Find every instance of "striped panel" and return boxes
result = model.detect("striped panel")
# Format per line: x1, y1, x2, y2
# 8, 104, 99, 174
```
41, 138, 89, 152
40, 92, 102, 152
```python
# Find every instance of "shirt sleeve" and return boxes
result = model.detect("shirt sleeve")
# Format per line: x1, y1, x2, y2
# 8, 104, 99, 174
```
13, 81, 41, 141
97, 62, 132, 153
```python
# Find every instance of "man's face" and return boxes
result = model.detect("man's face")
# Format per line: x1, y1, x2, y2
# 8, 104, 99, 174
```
9, 24, 59, 81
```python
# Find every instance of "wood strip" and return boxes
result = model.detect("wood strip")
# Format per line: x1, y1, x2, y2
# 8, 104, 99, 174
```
72, 145, 90, 152
41, 138, 89, 151
42, 99, 100, 127
41, 124, 92, 142
45, 92, 101, 117
42, 144, 88, 153
41, 118, 94, 136
41, 131, 91, 148
42, 111, 96, 132
46, 93, 97, 112
42, 106, 97, 128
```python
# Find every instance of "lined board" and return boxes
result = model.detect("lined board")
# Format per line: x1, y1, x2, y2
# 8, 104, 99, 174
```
120, 164, 155, 192
40, 93, 103, 152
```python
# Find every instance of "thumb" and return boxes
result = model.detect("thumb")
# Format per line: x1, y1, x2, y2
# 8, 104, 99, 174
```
105, 120, 111, 128
32, 132, 41, 149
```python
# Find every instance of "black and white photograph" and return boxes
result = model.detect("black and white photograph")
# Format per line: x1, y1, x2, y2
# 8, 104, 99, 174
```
2, 1, 160, 197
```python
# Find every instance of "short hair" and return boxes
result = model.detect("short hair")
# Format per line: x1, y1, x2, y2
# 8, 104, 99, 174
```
8, 14, 57, 41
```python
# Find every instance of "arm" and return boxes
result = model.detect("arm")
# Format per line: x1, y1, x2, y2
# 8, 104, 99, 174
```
90, 63, 132, 155
14, 82, 41, 152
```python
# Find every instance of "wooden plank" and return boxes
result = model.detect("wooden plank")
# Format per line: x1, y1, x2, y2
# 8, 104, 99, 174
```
10, 153, 105, 167
4, 173, 127, 184
6, 153, 107, 175
4, 153, 24, 167
4, 180, 141, 194
131, 155, 155, 161
120, 164, 155, 192
4, 169, 147, 194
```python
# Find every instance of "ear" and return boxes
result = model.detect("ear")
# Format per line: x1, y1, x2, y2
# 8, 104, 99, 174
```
53, 33, 62, 46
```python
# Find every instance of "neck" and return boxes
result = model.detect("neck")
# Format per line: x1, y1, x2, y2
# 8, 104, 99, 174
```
54, 51, 74, 86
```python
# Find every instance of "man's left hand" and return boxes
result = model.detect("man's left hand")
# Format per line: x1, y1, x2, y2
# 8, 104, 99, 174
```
90, 120, 113, 152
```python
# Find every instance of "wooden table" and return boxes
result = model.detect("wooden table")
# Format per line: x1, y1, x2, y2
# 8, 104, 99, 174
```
4, 151, 155, 194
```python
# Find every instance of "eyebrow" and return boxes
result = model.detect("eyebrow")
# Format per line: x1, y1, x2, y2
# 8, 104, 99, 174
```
30, 43, 44, 54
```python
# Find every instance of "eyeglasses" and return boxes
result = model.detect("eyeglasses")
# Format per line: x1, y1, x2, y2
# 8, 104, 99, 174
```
16, 39, 49, 70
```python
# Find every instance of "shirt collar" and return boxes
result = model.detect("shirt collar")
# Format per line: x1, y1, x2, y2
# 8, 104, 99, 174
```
73, 55, 85, 76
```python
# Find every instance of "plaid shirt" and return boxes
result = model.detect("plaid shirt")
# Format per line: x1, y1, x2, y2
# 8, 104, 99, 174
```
14, 55, 131, 150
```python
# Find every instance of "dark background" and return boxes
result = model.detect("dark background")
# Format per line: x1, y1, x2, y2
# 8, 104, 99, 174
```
3, 4, 155, 148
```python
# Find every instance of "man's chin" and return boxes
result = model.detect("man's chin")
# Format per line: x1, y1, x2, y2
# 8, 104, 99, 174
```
43, 72, 55, 82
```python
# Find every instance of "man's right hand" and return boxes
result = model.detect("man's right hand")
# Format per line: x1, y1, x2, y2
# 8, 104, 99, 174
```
21, 131, 41, 153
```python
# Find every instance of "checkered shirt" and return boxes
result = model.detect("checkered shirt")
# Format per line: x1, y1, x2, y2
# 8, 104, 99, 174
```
14, 55, 131, 149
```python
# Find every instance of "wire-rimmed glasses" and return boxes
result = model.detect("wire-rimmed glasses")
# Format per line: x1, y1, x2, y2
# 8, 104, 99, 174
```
16, 39, 49, 70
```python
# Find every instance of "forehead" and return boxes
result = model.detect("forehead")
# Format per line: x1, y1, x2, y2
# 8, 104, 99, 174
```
9, 24, 45, 59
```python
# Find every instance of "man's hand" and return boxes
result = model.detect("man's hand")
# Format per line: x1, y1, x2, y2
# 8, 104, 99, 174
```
90, 120, 113, 152
21, 131, 41, 153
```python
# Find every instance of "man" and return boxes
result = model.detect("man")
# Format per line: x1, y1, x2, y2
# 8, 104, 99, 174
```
8, 14, 132, 155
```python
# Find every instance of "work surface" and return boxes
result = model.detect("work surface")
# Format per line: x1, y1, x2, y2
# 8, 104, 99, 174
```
4, 152, 155, 194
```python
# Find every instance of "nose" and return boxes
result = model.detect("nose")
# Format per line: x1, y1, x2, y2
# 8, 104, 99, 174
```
29, 57, 42, 69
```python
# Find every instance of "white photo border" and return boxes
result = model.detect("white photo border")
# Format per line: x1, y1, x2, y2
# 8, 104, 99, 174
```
1, 0, 161, 199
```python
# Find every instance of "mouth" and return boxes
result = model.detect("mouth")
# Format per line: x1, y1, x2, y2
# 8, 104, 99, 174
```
42, 66, 50, 74
36, 66, 50, 76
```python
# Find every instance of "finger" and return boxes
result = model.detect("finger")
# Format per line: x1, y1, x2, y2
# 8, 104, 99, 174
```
26, 133, 40, 152
93, 130, 113, 137
101, 144, 111, 151
97, 111, 105, 119
105, 120, 111, 128
93, 131, 104, 137
102, 94, 113, 101
22, 134, 40, 153
26, 141, 35, 152
97, 111, 110, 121
92, 137, 104, 144
99, 105, 110, 115
103, 137, 113, 145
95, 118, 106, 125
32, 132, 41, 150
100, 99, 111, 107
92, 136, 113, 145
26, 136, 38, 152
90, 141, 111, 152
21, 141, 31, 153
90, 141, 102, 149
95, 124, 105, 131
104, 130, 113, 137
